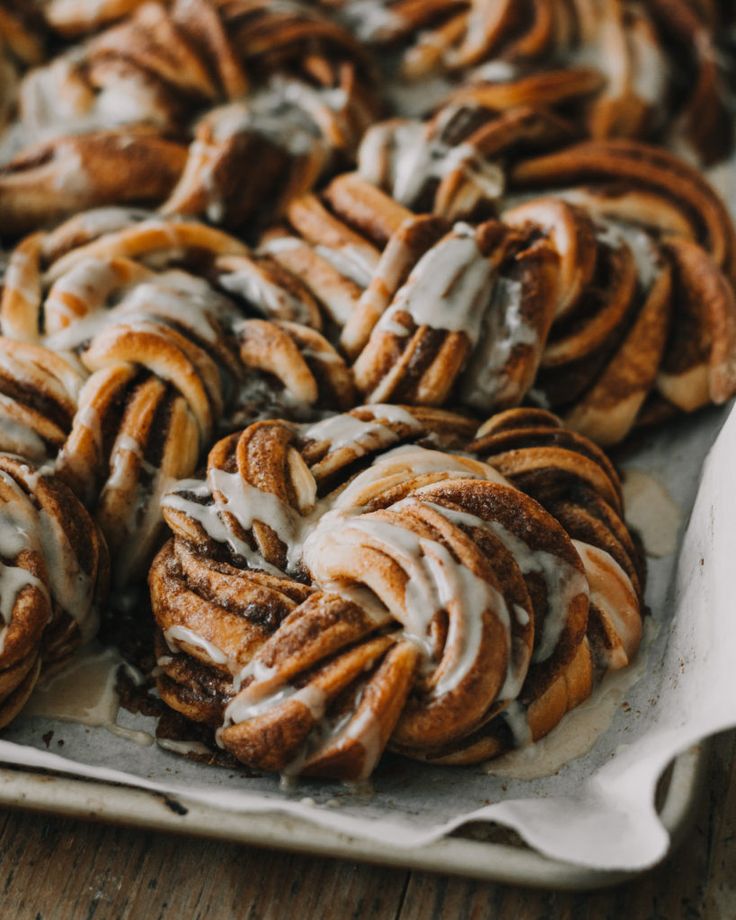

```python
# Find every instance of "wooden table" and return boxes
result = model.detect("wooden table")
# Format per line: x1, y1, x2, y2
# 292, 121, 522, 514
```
2, 730, 734, 920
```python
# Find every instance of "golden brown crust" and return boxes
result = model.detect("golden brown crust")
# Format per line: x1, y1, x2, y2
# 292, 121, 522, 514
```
0, 0, 379, 236
0, 133, 188, 238
0, 453, 109, 727
1, 210, 365, 587
331, 0, 732, 162
0, 0, 730, 771
344, 124, 736, 442
150, 404, 643, 779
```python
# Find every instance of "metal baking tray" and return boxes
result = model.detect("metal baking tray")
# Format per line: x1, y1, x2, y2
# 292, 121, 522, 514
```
0, 742, 706, 890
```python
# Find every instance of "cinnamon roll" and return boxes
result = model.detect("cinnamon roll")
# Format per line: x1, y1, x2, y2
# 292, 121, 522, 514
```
0, 453, 109, 728
346, 125, 736, 442
149, 404, 643, 779
0, 209, 357, 586
0, 0, 379, 234
0, 132, 189, 239
329, 0, 734, 163
160, 67, 378, 230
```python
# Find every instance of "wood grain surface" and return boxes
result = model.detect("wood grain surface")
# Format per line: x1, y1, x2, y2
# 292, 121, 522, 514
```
1, 729, 734, 920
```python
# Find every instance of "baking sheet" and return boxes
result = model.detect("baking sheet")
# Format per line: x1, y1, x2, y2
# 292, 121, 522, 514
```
1, 401, 734, 872
0, 741, 707, 890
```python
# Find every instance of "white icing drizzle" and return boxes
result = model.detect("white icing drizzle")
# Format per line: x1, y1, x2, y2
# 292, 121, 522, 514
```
45, 257, 121, 332
573, 541, 641, 667
303, 404, 421, 454
377, 225, 496, 342
56, 208, 147, 242
43, 269, 234, 351
419, 502, 587, 663
3, 246, 40, 308
74, 405, 102, 451
224, 681, 327, 727
629, 24, 669, 106
36, 504, 96, 642
0, 396, 47, 460
334, 444, 506, 511
205, 75, 346, 156
258, 236, 304, 256
283, 685, 384, 781
459, 276, 537, 409
470, 61, 520, 83
358, 118, 504, 210
233, 657, 279, 693
313, 244, 377, 287
0, 472, 51, 653
302, 512, 507, 698
0, 466, 97, 641
157, 738, 213, 757
106, 434, 144, 491
0, 562, 46, 654
595, 220, 660, 289
621, 469, 681, 558
503, 699, 533, 748
208, 468, 305, 571
164, 625, 230, 668
162, 479, 287, 577
337, 0, 402, 41
220, 263, 314, 325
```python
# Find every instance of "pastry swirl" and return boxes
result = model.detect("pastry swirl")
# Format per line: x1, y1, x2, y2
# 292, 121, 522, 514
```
0, 0, 378, 235
329, 0, 733, 163
150, 404, 643, 779
0, 208, 359, 583
244, 158, 736, 444
0, 453, 109, 727
0, 131, 189, 239
0, 0, 728, 778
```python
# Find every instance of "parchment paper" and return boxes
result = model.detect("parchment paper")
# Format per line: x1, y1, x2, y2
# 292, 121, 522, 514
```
0, 400, 734, 871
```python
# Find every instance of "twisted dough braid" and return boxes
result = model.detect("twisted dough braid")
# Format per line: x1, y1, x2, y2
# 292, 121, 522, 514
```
328, 0, 733, 163
0, 132, 189, 239
245, 149, 736, 444
150, 404, 642, 779
0, 0, 379, 235
13, 1, 372, 139
0, 209, 355, 585
0, 453, 108, 727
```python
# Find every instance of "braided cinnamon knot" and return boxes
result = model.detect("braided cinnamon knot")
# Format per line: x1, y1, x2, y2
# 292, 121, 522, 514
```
0, 453, 109, 727
247, 159, 736, 444
0, 208, 357, 583
160, 69, 378, 230
149, 404, 643, 779
0, 132, 189, 239
0, 0, 378, 235
329, 0, 733, 163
